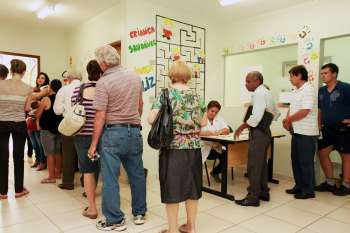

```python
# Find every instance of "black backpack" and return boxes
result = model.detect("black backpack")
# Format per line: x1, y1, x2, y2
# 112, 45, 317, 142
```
147, 88, 173, 150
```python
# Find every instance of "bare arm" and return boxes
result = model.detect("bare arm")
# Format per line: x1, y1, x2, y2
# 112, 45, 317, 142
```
285, 109, 311, 123
139, 95, 144, 116
234, 122, 249, 139
88, 110, 106, 158
147, 109, 159, 125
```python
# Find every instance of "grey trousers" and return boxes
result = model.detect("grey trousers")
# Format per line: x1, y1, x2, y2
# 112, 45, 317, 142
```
247, 129, 271, 200
62, 135, 76, 186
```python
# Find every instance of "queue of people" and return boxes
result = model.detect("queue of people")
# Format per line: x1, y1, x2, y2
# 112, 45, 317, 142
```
0, 44, 349, 233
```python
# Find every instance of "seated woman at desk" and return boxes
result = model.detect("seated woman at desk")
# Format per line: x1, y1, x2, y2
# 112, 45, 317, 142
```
200, 100, 230, 182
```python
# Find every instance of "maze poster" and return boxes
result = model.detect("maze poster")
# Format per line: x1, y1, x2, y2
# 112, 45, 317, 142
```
156, 15, 206, 98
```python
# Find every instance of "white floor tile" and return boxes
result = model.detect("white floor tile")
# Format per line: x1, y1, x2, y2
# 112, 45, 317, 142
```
265, 205, 322, 227
326, 207, 350, 224
0, 218, 60, 233
307, 217, 350, 233
0, 206, 46, 228
286, 199, 338, 216
48, 209, 95, 231
220, 225, 255, 233
205, 203, 261, 224
239, 215, 301, 233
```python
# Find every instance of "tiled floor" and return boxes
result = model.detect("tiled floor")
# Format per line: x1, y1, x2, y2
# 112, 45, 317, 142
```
1, 159, 350, 233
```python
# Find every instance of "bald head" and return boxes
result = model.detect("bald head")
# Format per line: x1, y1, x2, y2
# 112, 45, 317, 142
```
245, 71, 264, 92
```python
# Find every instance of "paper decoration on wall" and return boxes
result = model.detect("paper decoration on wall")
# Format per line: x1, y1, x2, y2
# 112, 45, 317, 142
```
298, 25, 319, 83
129, 26, 155, 39
155, 15, 206, 98
235, 33, 297, 53
135, 64, 156, 92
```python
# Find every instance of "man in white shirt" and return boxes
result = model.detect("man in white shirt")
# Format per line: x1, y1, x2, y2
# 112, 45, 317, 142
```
234, 71, 276, 207
283, 65, 318, 199
200, 101, 230, 182
53, 70, 82, 190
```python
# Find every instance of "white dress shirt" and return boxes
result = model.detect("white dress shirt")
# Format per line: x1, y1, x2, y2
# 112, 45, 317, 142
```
53, 79, 81, 117
246, 84, 277, 127
290, 82, 318, 136
201, 116, 229, 163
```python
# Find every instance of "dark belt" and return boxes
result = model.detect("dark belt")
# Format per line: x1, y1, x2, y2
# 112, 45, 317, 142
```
105, 123, 141, 129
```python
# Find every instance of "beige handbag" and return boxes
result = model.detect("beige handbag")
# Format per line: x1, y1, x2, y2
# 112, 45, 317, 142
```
58, 84, 86, 136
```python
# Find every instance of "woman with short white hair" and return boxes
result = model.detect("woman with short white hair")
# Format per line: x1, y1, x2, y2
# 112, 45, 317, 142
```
148, 60, 205, 233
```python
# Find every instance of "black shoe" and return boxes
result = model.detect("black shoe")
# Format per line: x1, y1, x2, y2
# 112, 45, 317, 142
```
235, 198, 260, 207
294, 192, 315, 199
285, 187, 300, 195
333, 185, 350, 196
210, 171, 221, 183
259, 193, 270, 202
315, 182, 337, 192
58, 183, 74, 190
82, 192, 87, 198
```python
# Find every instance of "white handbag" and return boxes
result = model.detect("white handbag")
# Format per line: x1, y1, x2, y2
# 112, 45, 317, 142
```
58, 85, 86, 136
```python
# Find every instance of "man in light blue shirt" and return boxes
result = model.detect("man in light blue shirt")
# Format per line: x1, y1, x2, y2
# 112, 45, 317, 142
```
234, 71, 277, 207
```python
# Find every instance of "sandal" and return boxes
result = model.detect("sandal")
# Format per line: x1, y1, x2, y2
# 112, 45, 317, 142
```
179, 224, 189, 233
41, 178, 56, 184
36, 163, 46, 171
82, 207, 98, 219
15, 188, 30, 198
0, 194, 8, 199
31, 162, 39, 168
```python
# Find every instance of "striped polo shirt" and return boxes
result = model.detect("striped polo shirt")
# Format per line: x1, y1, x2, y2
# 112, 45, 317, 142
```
0, 79, 32, 122
290, 82, 319, 136
71, 82, 96, 136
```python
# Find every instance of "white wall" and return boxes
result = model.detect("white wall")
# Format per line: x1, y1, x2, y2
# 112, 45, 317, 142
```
220, 0, 350, 177
0, 21, 68, 82
124, 0, 230, 175
67, 2, 125, 79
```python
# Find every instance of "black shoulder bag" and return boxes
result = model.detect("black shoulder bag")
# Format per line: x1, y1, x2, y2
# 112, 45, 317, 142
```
147, 88, 173, 150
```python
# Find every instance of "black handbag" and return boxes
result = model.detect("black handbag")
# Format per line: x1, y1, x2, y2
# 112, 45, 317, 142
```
147, 88, 174, 150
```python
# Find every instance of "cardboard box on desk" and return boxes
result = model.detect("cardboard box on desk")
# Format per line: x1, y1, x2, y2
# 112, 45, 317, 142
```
227, 143, 271, 168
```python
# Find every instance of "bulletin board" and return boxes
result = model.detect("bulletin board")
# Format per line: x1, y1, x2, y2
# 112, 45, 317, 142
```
155, 15, 206, 99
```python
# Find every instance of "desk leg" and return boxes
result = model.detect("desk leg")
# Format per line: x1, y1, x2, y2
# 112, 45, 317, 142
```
268, 138, 279, 184
202, 143, 235, 201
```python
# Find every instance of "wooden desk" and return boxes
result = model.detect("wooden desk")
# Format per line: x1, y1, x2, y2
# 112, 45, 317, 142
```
201, 132, 285, 201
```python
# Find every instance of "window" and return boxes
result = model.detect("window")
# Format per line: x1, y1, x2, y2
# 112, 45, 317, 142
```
0, 51, 40, 87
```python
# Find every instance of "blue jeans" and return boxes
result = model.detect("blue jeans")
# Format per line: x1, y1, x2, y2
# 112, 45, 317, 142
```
28, 131, 46, 164
100, 125, 146, 224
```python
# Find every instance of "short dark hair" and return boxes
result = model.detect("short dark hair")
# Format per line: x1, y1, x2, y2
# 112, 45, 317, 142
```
86, 60, 103, 81
50, 79, 62, 93
321, 63, 339, 77
36, 72, 50, 88
207, 100, 221, 111
10, 59, 26, 74
289, 65, 308, 81
0, 64, 9, 79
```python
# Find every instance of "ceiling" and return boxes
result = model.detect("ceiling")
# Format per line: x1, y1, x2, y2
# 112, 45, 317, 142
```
0, 0, 119, 29
148, 0, 314, 22
0, 0, 312, 29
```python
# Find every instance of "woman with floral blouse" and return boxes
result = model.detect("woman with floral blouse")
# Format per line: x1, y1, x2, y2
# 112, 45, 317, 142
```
148, 60, 205, 233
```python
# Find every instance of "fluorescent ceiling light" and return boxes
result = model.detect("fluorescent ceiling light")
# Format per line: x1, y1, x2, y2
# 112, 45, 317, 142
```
219, 0, 241, 6
37, 4, 56, 19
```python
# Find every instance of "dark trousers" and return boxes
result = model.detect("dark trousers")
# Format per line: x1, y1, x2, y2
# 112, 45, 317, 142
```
0, 121, 27, 194
26, 131, 33, 157
291, 134, 317, 194
247, 129, 271, 200
208, 149, 223, 175
62, 135, 76, 186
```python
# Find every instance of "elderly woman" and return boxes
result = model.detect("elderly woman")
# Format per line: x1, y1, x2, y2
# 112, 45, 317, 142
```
73, 60, 103, 219
0, 59, 32, 199
148, 60, 205, 233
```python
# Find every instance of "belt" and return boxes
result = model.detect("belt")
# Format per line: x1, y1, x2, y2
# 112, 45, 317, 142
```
105, 123, 141, 129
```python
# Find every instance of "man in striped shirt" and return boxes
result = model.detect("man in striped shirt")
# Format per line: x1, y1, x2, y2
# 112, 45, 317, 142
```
283, 65, 318, 199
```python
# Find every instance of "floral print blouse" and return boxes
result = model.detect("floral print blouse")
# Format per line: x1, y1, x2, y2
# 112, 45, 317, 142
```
152, 88, 205, 149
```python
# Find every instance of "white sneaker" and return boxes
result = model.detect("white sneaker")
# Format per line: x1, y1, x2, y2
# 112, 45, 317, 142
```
133, 215, 146, 225
96, 219, 127, 231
